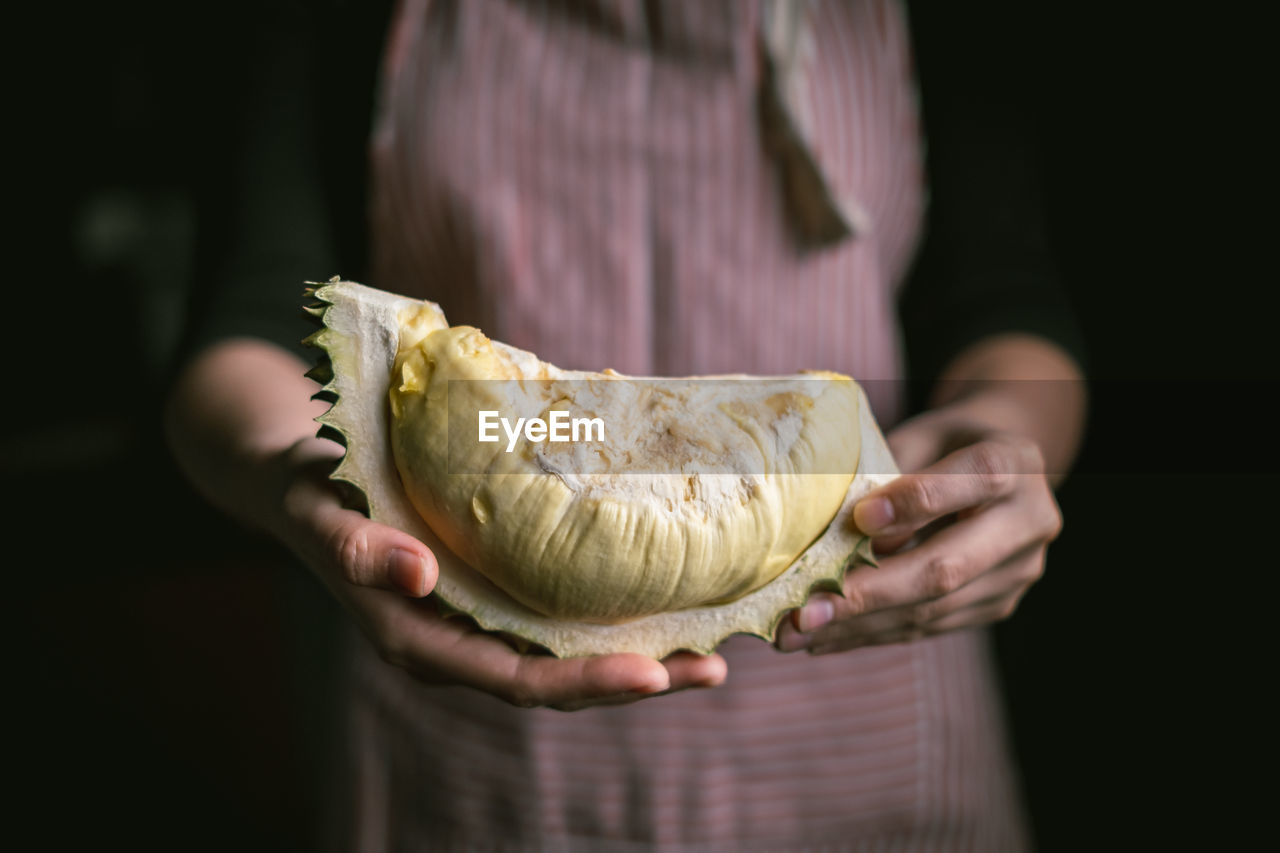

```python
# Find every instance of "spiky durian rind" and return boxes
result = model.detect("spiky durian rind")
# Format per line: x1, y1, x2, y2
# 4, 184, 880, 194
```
303, 279, 899, 659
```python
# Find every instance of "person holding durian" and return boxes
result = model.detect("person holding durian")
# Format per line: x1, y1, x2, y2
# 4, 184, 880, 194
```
167, 1, 1084, 849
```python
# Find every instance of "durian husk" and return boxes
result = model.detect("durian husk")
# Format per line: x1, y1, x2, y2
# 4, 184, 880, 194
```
303, 279, 899, 659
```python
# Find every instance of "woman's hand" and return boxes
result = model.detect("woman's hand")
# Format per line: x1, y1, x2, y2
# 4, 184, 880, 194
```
166, 339, 725, 713
271, 436, 727, 711
775, 412, 1062, 653
774, 334, 1084, 655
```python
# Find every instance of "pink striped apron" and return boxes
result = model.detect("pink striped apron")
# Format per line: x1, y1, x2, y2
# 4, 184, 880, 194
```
330, 1, 1030, 849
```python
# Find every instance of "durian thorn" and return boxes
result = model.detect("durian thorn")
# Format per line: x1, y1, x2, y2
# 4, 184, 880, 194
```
305, 361, 335, 385
315, 422, 348, 448
310, 388, 339, 404
301, 328, 331, 350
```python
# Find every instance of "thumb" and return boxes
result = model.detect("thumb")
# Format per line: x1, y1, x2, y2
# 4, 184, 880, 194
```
328, 517, 439, 597
286, 475, 439, 597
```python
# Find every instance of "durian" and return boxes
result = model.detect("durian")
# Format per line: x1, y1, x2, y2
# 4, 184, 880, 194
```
303, 279, 898, 658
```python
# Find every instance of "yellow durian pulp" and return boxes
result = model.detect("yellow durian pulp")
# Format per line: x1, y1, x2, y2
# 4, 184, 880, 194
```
387, 306, 861, 623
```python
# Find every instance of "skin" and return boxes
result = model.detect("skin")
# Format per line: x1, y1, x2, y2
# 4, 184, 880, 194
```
165, 337, 727, 712
165, 332, 1083, 708
775, 332, 1085, 654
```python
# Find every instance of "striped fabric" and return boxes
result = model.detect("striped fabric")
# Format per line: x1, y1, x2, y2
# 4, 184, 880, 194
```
334, 1, 1031, 849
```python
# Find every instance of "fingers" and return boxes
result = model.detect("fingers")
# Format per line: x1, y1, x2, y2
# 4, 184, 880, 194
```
806, 593, 1025, 656
779, 536, 1016, 649
281, 469, 438, 598
779, 548, 1043, 654
314, 499, 439, 597
852, 435, 1043, 538
545, 653, 729, 711
479, 645, 728, 711
778, 493, 1055, 652
363, 595, 726, 710
662, 651, 729, 690
352, 593, 663, 701
502, 648, 672, 708
842, 501, 1034, 617
349, 547, 725, 708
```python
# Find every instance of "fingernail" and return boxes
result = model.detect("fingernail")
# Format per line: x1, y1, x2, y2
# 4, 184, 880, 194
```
796, 597, 834, 633
388, 548, 427, 597
854, 497, 894, 534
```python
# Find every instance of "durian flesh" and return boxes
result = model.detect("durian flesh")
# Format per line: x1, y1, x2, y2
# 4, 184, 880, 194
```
305, 280, 899, 658
390, 313, 861, 623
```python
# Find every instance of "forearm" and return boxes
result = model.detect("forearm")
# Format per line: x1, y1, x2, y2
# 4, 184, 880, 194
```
927, 333, 1086, 485
163, 337, 334, 530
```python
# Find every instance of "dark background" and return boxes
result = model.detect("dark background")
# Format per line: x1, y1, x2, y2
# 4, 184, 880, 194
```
9, 2, 1273, 850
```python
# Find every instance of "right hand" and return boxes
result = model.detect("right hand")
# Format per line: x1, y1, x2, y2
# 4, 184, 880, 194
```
271, 436, 727, 711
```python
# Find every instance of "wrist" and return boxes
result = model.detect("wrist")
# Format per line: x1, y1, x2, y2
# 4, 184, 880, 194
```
923, 335, 1086, 484
164, 338, 333, 532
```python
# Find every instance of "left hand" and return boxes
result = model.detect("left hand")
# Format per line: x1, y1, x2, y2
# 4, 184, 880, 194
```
775, 405, 1064, 654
